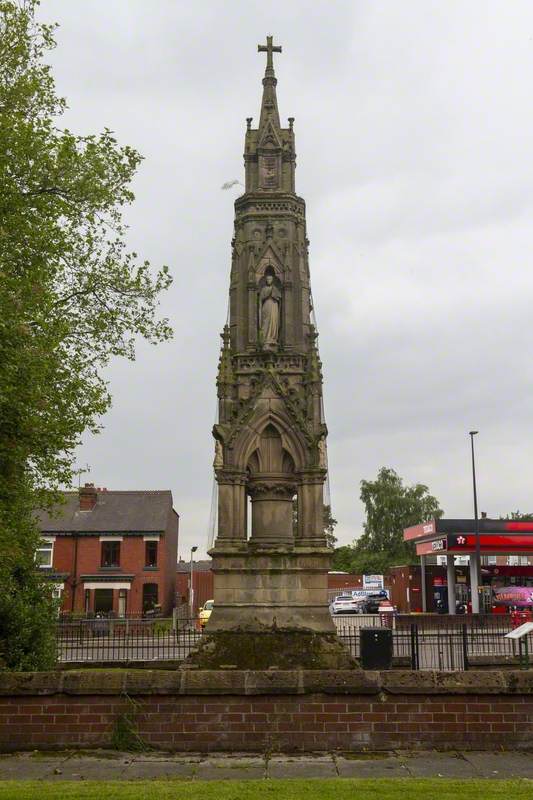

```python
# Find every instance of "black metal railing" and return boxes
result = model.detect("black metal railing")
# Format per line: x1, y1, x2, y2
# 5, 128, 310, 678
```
55, 614, 533, 670
56, 618, 203, 664
335, 618, 533, 671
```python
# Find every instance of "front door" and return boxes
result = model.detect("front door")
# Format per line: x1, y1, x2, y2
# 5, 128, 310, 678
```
94, 588, 113, 615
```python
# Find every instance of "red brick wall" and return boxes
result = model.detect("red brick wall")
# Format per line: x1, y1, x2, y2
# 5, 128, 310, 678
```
176, 571, 214, 614
2, 693, 532, 752
327, 574, 364, 591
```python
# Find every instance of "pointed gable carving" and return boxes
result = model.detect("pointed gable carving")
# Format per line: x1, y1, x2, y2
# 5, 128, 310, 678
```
258, 119, 282, 150
255, 244, 284, 281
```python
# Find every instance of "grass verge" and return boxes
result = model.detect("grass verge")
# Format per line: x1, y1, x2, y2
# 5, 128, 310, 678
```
0, 779, 531, 800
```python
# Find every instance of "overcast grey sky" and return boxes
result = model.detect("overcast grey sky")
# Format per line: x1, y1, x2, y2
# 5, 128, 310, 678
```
43, 1, 533, 559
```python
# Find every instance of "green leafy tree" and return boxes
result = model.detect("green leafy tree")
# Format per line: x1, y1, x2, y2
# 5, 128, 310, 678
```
292, 501, 338, 547
332, 467, 442, 574
0, 1, 172, 669
331, 544, 357, 572
502, 512, 533, 521
323, 504, 337, 549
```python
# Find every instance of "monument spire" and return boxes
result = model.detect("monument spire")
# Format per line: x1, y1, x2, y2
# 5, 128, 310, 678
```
258, 35, 282, 131
186, 37, 354, 671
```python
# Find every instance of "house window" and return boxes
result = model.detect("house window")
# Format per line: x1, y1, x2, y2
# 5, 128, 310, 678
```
101, 541, 120, 568
145, 541, 158, 568
51, 585, 63, 601
36, 539, 54, 568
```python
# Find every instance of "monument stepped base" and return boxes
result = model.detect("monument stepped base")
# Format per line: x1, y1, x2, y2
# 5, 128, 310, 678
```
184, 629, 357, 670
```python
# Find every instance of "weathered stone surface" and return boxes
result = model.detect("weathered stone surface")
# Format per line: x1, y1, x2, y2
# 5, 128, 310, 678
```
301, 670, 380, 694
124, 670, 183, 695
0, 671, 59, 696
245, 670, 301, 695
61, 669, 125, 695
1, 668, 531, 697
186, 631, 356, 671
182, 670, 247, 695
504, 670, 533, 693
381, 669, 510, 695
200, 40, 337, 666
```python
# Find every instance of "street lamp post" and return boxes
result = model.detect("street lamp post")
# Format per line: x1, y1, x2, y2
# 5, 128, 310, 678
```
469, 431, 482, 614
190, 545, 198, 620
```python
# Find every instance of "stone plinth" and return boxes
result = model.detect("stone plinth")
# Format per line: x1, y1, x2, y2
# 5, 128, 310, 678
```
185, 543, 355, 670
207, 545, 334, 632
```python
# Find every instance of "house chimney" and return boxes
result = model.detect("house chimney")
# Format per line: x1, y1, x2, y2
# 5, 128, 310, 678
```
79, 482, 97, 511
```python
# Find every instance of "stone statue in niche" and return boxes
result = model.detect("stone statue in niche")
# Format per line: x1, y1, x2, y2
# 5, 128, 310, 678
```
213, 440, 224, 468
318, 436, 327, 468
259, 271, 281, 349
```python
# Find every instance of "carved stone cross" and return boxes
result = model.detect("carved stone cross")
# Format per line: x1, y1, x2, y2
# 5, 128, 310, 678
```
258, 36, 282, 71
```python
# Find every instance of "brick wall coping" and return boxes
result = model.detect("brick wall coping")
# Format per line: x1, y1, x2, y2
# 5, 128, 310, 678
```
1, 669, 532, 697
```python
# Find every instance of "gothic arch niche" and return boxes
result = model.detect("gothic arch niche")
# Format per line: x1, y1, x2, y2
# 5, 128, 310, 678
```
251, 423, 293, 474
245, 421, 297, 544
235, 408, 307, 475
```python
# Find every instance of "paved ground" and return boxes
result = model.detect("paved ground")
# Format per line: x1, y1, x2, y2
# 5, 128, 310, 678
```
1, 751, 533, 781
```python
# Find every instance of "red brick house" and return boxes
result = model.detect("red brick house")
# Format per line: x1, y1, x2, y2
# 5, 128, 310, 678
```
36, 484, 179, 616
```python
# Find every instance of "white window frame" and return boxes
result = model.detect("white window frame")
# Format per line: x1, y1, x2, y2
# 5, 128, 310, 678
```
36, 536, 55, 568
52, 583, 64, 600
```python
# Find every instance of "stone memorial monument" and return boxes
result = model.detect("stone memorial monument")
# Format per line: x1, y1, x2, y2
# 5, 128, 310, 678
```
188, 37, 354, 669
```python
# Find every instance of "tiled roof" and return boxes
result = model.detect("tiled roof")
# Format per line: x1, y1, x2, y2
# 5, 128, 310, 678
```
37, 490, 174, 533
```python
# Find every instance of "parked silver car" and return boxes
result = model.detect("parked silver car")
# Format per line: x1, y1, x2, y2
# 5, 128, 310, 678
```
329, 594, 360, 615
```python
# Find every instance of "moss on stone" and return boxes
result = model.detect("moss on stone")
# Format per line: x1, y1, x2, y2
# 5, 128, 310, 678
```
184, 629, 358, 670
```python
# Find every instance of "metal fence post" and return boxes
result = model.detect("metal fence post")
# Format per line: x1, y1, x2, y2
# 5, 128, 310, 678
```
410, 624, 419, 670
462, 623, 469, 671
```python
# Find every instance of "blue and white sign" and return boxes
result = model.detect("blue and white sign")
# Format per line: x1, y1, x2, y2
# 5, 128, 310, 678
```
352, 588, 390, 600
363, 574, 384, 590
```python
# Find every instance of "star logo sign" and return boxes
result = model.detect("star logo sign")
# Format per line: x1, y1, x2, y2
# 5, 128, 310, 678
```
456, 536, 466, 545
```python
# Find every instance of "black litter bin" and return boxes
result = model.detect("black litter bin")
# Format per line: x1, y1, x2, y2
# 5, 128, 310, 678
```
360, 627, 393, 669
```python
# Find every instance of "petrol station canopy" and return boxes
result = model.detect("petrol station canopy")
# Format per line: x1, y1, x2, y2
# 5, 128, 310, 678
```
404, 519, 533, 556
